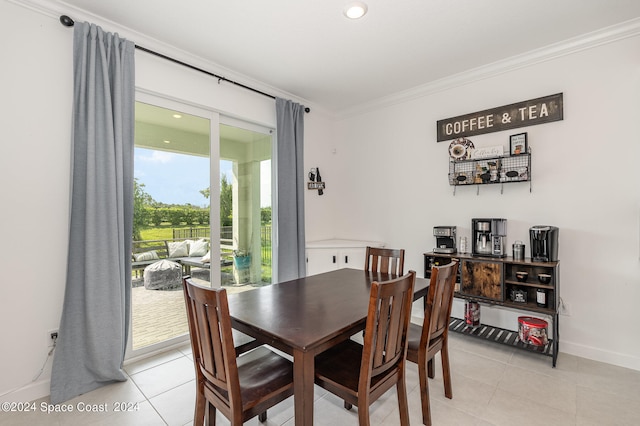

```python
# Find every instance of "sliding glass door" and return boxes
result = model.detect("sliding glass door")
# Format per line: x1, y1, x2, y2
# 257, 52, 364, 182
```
127, 93, 275, 356
219, 119, 274, 290
128, 93, 218, 355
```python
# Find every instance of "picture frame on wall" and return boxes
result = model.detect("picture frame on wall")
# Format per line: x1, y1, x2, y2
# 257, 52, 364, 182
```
510, 132, 528, 155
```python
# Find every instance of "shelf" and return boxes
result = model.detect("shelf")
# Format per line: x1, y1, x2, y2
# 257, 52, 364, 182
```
448, 152, 531, 195
454, 292, 557, 316
425, 252, 559, 366
504, 280, 554, 290
449, 317, 555, 359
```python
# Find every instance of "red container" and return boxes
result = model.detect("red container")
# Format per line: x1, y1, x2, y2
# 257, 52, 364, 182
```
518, 316, 548, 346
465, 301, 481, 328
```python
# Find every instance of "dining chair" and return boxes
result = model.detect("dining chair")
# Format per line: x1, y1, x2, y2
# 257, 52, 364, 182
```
406, 260, 459, 426
364, 246, 405, 275
182, 277, 294, 425
314, 270, 416, 426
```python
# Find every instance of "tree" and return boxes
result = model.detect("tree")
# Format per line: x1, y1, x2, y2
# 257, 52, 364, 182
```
261, 206, 272, 224
201, 175, 233, 226
133, 178, 154, 240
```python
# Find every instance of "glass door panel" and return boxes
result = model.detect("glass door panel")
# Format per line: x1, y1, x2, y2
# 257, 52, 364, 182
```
129, 96, 217, 354
219, 121, 273, 291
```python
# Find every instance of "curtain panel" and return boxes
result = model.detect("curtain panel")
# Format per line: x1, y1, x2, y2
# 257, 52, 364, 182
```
275, 98, 306, 281
50, 22, 135, 404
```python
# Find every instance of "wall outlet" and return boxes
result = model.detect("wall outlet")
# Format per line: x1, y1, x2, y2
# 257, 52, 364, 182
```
48, 330, 59, 347
559, 301, 572, 316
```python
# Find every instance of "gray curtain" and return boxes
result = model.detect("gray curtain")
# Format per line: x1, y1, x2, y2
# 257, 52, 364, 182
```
50, 22, 135, 404
276, 98, 306, 281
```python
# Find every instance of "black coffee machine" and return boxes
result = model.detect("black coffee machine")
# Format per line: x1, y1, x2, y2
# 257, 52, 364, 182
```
530, 226, 559, 262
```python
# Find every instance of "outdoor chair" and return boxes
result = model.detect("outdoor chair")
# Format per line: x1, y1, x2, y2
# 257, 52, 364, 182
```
182, 277, 294, 425
314, 271, 416, 426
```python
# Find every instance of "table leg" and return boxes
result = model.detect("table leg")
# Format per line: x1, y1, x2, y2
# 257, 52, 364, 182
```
293, 349, 314, 425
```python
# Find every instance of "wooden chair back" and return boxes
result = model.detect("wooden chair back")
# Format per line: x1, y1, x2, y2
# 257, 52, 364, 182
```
360, 270, 416, 398
364, 246, 405, 276
183, 278, 242, 418
183, 277, 294, 425
420, 261, 458, 351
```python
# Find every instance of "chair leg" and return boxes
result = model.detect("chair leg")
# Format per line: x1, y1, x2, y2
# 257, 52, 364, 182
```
258, 411, 267, 422
344, 401, 353, 410
206, 401, 217, 425
418, 357, 432, 426
396, 370, 410, 426
357, 400, 371, 426
441, 344, 453, 399
194, 384, 206, 426
427, 358, 435, 379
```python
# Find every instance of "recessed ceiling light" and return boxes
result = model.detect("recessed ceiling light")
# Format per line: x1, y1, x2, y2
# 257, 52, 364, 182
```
344, 1, 368, 19
172, 114, 182, 119
163, 140, 171, 144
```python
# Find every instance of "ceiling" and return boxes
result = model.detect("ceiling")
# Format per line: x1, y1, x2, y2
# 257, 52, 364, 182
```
60, 0, 640, 114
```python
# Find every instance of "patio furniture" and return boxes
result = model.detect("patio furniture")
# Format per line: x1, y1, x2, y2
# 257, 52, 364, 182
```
143, 260, 182, 290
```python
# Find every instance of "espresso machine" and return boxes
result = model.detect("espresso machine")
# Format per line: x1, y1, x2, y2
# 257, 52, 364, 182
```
433, 226, 457, 254
472, 218, 507, 257
530, 225, 559, 262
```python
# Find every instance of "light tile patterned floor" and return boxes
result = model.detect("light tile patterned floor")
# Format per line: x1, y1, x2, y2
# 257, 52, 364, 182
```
2, 330, 640, 425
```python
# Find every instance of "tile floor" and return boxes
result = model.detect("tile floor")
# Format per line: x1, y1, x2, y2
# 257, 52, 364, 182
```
2, 330, 640, 425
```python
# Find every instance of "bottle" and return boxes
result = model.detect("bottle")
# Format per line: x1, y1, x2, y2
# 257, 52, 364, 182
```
536, 288, 547, 308
459, 237, 467, 253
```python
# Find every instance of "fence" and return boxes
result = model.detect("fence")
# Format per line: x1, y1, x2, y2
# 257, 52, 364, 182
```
173, 225, 272, 266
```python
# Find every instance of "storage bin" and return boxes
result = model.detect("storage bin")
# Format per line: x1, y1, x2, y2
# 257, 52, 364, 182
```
518, 316, 548, 346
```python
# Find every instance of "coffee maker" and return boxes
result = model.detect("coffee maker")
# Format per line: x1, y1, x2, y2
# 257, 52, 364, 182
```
530, 226, 559, 262
433, 226, 457, 254
472, 218, 507, 257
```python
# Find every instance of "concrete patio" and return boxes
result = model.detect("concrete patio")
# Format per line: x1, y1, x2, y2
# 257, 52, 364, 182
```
131, 268, 266, 349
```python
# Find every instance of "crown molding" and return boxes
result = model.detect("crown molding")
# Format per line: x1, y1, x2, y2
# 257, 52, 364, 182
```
337, 17, 640, 119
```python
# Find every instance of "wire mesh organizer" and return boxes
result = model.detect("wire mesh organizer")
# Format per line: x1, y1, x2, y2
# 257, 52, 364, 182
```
448, 152, 531, 194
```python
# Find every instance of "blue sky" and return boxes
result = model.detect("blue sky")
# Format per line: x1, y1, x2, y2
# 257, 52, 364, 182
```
134, 148, 271, 207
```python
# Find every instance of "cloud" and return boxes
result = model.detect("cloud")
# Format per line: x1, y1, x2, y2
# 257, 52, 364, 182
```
137, 150, 175, 164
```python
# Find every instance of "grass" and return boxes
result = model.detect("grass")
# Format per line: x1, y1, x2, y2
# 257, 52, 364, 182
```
139, 224, 204, 241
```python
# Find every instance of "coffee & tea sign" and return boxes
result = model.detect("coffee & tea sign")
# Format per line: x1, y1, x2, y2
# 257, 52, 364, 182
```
436, 93, 563, 142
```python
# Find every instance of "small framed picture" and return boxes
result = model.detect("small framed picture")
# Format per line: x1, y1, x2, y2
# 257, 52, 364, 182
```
510, 132, 528, 155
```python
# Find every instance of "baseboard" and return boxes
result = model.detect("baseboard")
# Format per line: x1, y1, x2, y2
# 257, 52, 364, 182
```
0, 379, 50, 404
558, 340, 640, 372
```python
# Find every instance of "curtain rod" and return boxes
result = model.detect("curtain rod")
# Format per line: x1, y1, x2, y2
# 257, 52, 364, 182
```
59, 15, 310, 113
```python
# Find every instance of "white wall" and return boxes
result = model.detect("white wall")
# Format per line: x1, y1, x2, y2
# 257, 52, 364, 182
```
0, 0, 333, 402
3, 0, 639, 406
325, 36, 640, 370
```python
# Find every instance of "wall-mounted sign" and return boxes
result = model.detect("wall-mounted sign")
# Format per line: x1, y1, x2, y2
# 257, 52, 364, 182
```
436, 93, 563, 142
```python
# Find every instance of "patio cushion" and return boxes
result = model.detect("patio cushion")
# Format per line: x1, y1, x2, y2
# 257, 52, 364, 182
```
143, 260, 182, 290
189, 239, 209, 257
167, 240, 189, 258
133, 250, 159, 262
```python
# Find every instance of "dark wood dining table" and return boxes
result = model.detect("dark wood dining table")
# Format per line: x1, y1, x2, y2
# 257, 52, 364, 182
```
226, 267, 429, 425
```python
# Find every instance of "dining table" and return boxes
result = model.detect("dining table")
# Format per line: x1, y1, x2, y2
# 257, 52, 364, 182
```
226, 267, 429, 425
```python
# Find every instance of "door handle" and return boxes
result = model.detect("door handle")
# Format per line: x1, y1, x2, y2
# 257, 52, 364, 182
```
332, 255, 336, 263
